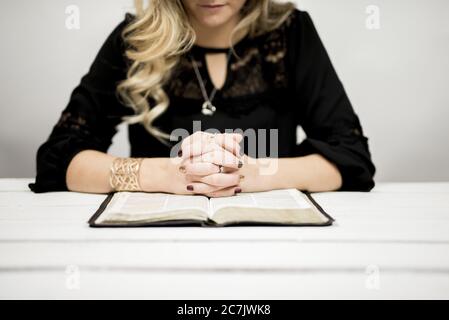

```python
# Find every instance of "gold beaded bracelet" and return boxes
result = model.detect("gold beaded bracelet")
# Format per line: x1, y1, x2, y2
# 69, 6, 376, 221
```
109, 157, 144, 192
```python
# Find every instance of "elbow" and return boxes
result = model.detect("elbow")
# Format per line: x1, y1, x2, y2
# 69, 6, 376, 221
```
30, 149, 68, 193
303, 154, 343, 193
338, 165, 376, 192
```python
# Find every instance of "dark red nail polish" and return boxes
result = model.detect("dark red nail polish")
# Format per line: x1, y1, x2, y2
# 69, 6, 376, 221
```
238, 161, 243, 168
178, 150, 183, 157
187, 185, 194, 191
235, 188, 242, 194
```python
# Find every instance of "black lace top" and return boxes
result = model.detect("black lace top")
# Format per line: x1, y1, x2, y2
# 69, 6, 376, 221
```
30, 9, 375, 193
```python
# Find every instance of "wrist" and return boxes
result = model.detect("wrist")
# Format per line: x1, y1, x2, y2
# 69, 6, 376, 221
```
240, 155, 277, 192
109, 157, 144, 192
139, 158, 171, 193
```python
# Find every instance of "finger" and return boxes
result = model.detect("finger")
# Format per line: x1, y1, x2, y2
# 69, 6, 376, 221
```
198, 173, 241, 188
181, 132, 242, 158
213, 134, 243, 157
180, 131, 210, 151
232, 133, 244, 143
185, 182, 224, 195
186, 173, 240, 188
181, 140, 221, 160
183, 161, 220, 176
178, 132, 200, 158
205, 186, 242, 198
199, 149, 243, 169
182, 157, 238, 175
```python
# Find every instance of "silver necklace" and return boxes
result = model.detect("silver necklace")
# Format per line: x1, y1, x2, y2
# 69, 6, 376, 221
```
191, 49, 233, 116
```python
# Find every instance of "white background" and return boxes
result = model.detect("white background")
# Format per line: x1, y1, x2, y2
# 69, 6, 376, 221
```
0, 0, 448, 181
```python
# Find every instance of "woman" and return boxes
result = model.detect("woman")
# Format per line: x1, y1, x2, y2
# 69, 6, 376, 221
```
30, 0, 375, 197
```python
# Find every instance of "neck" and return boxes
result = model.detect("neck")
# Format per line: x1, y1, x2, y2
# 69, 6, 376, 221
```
191, 15, 242, 48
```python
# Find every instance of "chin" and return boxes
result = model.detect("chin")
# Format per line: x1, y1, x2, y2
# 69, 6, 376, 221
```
198, 15, 232, 28
193, 5, 236, 28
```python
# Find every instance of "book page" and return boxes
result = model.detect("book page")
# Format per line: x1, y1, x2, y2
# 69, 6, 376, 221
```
209, 189, 311, 217
97, 192, 209, 224
208, 189, 330, 226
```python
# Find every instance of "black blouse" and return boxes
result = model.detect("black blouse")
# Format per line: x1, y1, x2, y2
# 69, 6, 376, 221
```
29, 9, 375, 193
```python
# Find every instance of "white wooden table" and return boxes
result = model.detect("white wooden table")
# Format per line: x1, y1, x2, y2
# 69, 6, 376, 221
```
0, 179, 448, 299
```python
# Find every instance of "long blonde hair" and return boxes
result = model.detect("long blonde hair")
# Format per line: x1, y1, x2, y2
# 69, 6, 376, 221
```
117, 0, 295, 144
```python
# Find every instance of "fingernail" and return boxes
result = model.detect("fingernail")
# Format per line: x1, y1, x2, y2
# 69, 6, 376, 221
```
235, 188, 242, 194
178, 150, 183, 157
187, 185, 194, 191
238, 161, 243, 168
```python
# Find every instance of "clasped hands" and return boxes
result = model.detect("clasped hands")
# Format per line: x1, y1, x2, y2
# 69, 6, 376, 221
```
174, 131, 246, 198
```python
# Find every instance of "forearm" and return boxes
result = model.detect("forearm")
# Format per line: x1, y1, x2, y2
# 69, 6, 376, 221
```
66, 150, 170, 194
241, 154, 343, 193
66, 150, 342, 195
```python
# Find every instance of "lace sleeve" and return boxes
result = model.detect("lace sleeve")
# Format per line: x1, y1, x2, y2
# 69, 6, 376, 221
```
29, 15, 133, 193
288, 10, 376, 191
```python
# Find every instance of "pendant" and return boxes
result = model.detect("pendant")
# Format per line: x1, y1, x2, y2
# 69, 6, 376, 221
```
202, 101, 216, 116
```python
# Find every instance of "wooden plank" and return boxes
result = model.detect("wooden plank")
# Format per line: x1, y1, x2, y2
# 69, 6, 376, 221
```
0, 272, 448, 299
371, 182, 449, 193
6, 180, 449, 193
0, 183, 447, 242
0, 206, 96, 222
0, 191, 106, 207
2, 203, 449, 221
0, 179, 33, 192
313, 192, 449, 211
0, 218, 448, 242
1, 242, 448, 270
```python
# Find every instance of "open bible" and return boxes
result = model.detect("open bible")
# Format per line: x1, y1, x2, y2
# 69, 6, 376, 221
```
88, 189, 334, 227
